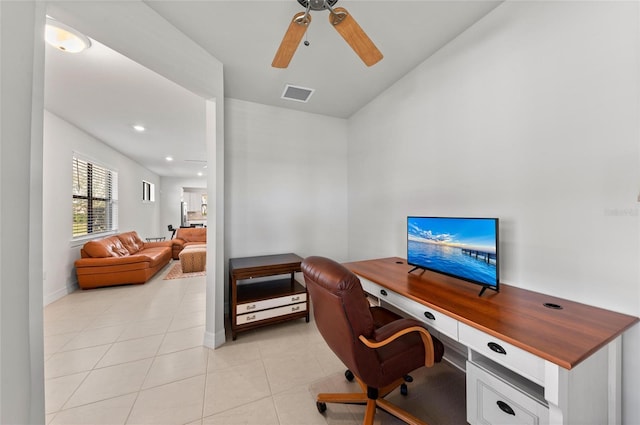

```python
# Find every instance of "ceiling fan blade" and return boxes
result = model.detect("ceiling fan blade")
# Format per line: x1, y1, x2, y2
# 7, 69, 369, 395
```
272, 12, 312, 68
329, 7, 383, 67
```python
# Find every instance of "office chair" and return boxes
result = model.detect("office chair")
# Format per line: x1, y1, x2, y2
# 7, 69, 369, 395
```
167, 224, 176, 239
301, 256, 444, 425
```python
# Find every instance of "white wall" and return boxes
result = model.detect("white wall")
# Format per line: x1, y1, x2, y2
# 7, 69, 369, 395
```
347, 1, 639, 422
43, 111, 162, 304
160, 176, 207, 232
0, 2, 46, 422
225, 99, 349, 261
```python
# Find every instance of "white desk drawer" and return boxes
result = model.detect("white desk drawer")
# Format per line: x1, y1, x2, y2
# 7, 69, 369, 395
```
236, 302, 307, 325
390, 292, 458, 340
236, 293, 307, 315
359, 277, 384, 297
360, 277, 458, 340
460, 323, 545, 386
467, 362, 548, 425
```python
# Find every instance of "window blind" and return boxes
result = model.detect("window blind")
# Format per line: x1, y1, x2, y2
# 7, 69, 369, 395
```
72, 156, 118, 237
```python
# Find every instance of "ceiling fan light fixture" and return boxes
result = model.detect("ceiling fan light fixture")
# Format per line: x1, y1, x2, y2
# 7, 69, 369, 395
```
45, 18, 91, 53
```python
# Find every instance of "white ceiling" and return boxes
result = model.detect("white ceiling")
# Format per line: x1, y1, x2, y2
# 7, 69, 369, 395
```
44, 1, 502, 178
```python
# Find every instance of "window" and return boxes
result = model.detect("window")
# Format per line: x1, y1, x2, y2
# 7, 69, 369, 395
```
72, 156, 118, 237
142, 180, 155, 202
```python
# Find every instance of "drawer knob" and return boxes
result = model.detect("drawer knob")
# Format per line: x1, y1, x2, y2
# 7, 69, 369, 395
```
291, 296, 300, 302
380, 289, 388, 296
292, 306, 300, 311
423, 311, 436, 320
497, 400, 515, 416
247, 315, 256, 320
246, 304, 256, 311
488, 342, 507, 355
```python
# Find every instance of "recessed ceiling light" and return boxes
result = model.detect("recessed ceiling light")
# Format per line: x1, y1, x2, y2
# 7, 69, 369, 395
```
197, 172, 203, 177
45, 18, 91, 53
132, 125, 145, 132
165, 156, 173, 161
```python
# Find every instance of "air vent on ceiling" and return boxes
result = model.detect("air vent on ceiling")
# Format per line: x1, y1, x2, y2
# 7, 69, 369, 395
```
281, 84, 314, 103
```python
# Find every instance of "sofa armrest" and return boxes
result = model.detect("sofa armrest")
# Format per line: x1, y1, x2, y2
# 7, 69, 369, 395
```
171, 239, 186, 249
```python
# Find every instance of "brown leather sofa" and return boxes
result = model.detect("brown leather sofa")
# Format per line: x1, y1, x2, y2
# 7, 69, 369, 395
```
75, 231, 172, 289
171, 227, 206, 259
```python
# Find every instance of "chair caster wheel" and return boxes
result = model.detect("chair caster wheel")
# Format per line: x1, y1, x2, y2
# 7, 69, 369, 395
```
345, 369, 355, 382
316, 401, 327, 413
400, 383, 408, 396
403, 374, 413, 383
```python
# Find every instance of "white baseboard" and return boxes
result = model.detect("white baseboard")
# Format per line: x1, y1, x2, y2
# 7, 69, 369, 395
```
43, 284, 75, 306
203, 328, 226, 349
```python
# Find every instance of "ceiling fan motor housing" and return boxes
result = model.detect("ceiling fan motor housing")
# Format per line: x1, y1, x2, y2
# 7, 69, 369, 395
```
297, 0, 338, 11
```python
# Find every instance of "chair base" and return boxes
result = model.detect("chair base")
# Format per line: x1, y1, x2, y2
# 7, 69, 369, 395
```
316, 376, 428, 425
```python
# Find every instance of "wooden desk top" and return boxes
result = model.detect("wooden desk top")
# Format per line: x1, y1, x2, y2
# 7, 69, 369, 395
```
345, 257, 639, 370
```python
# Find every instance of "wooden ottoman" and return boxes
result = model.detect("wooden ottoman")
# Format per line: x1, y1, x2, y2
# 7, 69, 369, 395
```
178, 246, 206, 273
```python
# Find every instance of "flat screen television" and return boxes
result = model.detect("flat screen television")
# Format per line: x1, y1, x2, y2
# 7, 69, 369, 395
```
407, 216, 499, 296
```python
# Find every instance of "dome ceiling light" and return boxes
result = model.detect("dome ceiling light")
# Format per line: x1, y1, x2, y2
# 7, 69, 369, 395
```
45, 18, 91, 53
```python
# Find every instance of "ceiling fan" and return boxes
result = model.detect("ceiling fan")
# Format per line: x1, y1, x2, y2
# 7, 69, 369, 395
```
272, 0, 383, 68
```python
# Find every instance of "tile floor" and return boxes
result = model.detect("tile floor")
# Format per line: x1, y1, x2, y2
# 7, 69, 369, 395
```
43, 261, 465, 425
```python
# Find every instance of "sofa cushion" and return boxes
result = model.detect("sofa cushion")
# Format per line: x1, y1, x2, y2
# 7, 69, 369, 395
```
84, 236, 129, 258
118, 231, 145, 254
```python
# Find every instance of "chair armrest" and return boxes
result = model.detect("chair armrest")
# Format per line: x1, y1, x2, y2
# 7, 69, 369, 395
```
359, 321, 435, 367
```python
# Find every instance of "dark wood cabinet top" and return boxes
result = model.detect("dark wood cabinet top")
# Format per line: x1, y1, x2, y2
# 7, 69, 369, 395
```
345, 257, 639, 370
229, 253, 303, 279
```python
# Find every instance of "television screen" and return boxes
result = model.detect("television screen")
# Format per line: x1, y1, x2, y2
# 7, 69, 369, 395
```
407, 216, 499, 292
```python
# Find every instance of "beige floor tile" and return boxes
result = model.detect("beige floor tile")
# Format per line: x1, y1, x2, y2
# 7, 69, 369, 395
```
45, 371, 88, 414
118, 316, 172, 341
272, 384, 329, 425
87, 311, 142, 330
64, 358, 153, 409
203, 359, 271, 417
168, 310, 205, 332
44, 344, 110, 379
43, 332, 78, 359
202, 397, 279, 425
127, 375, 205, 425
262, 350, 326, 394
206, 340, 262, 372
157, 325, 205, 355
96, 334, 164, 368
49, 393, 137, 425
61, 324, 126, 351
142, 346, 208, 389
44, 317, 89, 337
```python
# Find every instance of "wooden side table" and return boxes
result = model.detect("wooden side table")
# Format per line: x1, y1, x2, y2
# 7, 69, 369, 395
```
229, 253, 309, 340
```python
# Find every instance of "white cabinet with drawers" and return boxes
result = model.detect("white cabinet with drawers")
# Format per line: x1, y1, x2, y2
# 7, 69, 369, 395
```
467, 361, 549, 425
356, 271, 625, 425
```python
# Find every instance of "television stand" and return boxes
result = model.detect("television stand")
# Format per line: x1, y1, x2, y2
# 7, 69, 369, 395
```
477, 285, 490, 297
407, 265, 424, 273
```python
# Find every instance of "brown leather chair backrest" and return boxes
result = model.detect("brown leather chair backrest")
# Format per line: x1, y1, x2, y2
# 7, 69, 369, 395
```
302, 256, 383, 385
